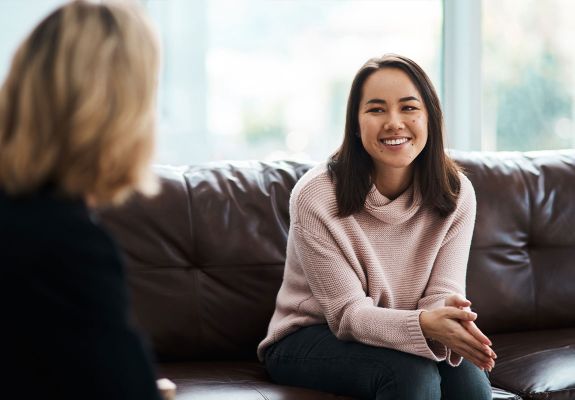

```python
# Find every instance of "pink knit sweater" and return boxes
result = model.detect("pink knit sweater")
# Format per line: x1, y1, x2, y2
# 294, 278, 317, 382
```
257, 163, 477, 365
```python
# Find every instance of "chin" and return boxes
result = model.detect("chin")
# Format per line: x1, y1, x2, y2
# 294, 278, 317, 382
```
377, 158, 415, 170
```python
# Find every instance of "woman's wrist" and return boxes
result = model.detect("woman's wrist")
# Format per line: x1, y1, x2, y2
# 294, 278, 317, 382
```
419, 310, 432, 339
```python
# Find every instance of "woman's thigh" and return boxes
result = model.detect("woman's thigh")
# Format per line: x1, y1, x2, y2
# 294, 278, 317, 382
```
264, 324, 441, 400
438, 359, 492, 400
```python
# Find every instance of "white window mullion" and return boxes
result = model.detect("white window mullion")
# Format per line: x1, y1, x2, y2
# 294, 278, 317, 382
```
146, 0, 209, 164
442, 0, 483, 151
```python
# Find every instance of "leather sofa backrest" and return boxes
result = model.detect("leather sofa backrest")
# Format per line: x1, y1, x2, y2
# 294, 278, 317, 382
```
100, 161, 311, 361
452, 150, 575, 334
100, 151, 575, 361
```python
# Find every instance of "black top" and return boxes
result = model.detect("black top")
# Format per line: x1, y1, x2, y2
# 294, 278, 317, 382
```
0, 189, 161, 400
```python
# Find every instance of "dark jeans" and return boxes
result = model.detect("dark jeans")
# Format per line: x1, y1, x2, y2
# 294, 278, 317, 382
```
265, 324, 492, 400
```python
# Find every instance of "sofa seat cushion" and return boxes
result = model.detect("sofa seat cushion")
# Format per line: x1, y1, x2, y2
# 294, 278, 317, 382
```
490, 328, 575, 399
157, 361, 521, 399
157, 361, 353, 399
492, 388, 523, 400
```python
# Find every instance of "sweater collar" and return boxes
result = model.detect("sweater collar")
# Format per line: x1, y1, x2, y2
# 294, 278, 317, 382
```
363, 177, 422, 224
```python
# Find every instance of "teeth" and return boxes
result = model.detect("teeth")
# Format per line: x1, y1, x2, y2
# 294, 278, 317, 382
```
381, 138, 409, 145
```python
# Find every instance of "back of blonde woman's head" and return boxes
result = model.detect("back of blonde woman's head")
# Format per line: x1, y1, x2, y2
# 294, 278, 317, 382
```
0, 0, 160, 205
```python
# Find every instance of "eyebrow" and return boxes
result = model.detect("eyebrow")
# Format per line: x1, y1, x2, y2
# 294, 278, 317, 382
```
365, 96, 421, 105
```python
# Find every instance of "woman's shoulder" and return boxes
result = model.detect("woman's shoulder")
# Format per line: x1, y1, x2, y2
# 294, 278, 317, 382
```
449, 170, 476, 220
0, 191, 119, 265
292, 162, 333, 197
456, 171, 476, 204
290, 162, 338, 217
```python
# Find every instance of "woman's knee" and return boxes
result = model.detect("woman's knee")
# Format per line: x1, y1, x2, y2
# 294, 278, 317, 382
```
265, 328, 443, 400
364, 350, 440, 400
439, 359, 492, 400
308, 352, 441, 400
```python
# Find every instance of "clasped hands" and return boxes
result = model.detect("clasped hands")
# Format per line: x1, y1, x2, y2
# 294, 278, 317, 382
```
419, 294, 497, 371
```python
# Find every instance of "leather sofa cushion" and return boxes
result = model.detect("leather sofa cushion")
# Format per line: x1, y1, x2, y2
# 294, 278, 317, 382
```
492, 389, 523, 400
157, 361, 352, 399
157, 361, 522, 400
489, 328, 575, 399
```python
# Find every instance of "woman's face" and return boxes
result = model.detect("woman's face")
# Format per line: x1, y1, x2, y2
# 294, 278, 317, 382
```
357, 67, 428, 177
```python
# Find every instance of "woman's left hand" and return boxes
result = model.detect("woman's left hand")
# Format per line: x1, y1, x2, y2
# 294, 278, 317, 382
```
444, 294, 497, 360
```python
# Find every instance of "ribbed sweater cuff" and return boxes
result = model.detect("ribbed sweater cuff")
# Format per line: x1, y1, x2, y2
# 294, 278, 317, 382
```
407, 311, 447, 362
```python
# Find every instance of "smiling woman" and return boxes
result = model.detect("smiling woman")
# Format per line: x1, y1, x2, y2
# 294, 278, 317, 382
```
258, 54, 495, 399
357, 68, 429, 198
328, 55, 460, 218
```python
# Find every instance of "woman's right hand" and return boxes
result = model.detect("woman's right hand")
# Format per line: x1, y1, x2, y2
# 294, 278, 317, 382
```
419, 307, 496, 371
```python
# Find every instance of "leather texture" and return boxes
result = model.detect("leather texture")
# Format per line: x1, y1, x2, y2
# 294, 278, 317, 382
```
489, 329, 575, 399
157, 362, 351, 399
156, 362, 521, 400
458, 151, 575, 335
100, 151, 575, 399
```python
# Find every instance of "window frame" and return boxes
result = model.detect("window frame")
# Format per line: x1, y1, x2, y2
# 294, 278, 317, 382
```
442, 0, 483, 151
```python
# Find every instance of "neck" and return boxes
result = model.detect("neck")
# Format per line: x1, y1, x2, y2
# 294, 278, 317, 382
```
373, 166, 414, 200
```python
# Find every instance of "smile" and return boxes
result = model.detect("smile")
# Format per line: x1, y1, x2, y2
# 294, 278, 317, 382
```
379, 137, 410, 146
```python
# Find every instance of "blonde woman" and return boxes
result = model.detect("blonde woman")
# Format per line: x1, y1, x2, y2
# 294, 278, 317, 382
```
0, 1, 161, 399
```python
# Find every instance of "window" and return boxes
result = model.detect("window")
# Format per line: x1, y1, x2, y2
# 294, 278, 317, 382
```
10, 2, 572, 159
0, 0, 64, 80
482, 0, 575, 151
0, 0, 443, 162
144, 0, 443, 163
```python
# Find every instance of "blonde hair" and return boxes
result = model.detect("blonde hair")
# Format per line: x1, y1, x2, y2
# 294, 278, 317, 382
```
0, 0, 160, 205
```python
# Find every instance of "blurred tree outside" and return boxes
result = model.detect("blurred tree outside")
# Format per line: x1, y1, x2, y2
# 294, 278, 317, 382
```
241, 104, 285, 145
483, 0, 575, 151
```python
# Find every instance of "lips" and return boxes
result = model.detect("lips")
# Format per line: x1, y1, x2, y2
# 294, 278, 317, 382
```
378, 137, 411, 146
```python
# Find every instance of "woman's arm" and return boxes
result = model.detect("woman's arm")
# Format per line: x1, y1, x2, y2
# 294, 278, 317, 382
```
293, 222, 454, 362
417, 175, 477, 312
416, 174, 496, 369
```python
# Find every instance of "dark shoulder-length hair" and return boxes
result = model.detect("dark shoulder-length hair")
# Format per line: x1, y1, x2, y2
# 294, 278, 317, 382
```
327, 54, 461, 218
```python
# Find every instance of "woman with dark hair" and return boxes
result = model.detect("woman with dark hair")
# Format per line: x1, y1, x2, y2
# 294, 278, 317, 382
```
258, 54, 495, 399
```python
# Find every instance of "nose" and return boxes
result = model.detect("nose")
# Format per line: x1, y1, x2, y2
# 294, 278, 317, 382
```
383, 112, 405, 131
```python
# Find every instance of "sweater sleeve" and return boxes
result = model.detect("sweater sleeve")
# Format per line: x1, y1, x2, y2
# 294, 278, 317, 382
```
292, 222, 447, 362
416, 174, 477, 366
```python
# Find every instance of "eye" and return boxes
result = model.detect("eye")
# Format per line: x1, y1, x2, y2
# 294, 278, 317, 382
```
367, 107, 384, 113
403, 105, 419, 111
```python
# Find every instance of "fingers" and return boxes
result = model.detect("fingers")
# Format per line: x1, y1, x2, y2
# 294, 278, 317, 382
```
458, 347, 492, 370
445, 307, 477, 322
421, 307, 496, 371
459, 328, 496, 369
440, 313, 495, 369
462, 320, 490, 344
461, 329, 492, 359
454, 344, 495, 371
456, 307, 498, 358
460, 316, 498, 360
450, 327, 496, 371
462, 320, 494, 350
445, 293, 471, 308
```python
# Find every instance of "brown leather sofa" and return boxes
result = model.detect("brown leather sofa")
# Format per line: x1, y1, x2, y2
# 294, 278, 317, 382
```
100, 150, 575, 400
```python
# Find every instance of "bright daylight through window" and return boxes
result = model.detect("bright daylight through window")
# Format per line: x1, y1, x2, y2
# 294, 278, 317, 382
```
482, 0, 575, 151
1, 0, 573, 162
144, 0, 442, 163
